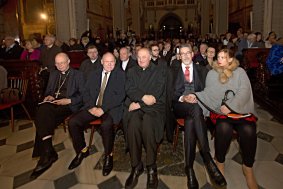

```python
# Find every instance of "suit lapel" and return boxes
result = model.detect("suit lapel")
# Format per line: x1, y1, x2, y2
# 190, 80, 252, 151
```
193, 64, 201, 91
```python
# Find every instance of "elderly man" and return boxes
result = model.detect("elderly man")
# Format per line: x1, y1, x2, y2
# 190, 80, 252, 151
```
68, 52, 125, 176
193, 42, 208, 66
160, 41, 173, 65
30, 53, 84, 179
39, 34, 62, 92
0, 36, 23, 60
79, 45, 102, 80
173, 44, 226, 189
117, 47, 137, 72
123, 48, 166, 189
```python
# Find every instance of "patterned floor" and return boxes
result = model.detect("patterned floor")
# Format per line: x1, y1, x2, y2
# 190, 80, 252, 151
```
0, 104, 283, 189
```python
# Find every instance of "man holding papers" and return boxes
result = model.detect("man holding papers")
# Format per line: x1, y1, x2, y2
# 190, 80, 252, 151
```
30, 52, 84, 179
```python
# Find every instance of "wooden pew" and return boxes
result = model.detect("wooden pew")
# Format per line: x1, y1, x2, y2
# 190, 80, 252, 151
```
0, 60, 42, 114
242, 48, 270, 69
66, 50, 87, 69
242, 48, 283, 123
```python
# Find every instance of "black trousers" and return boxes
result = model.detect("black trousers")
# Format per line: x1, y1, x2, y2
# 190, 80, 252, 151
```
33, 103, 72, 157
127, 110, 157, 168
35, 103, 72, 138
215, 119, 257, 167
173, 102, 210, 168
68, 110, 114, 154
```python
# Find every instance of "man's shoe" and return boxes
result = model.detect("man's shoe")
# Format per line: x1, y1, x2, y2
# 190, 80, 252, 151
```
102, 155, 113, 176
30, 150, 58, 179
147, 166, 158, 189
125, 162, 144, 189
185, 168, 199, 189
205, 158, 227, 187
68, 149, 89, 170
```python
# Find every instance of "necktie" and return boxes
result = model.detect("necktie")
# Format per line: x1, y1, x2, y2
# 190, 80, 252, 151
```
184, 66, 190, 82
97, 72, 108, 107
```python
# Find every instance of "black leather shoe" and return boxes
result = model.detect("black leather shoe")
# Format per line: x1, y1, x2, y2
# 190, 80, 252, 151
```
125, 162, 144, 189
147, 166, 158, 189
102, 155, 113, 176
30, 150, 58, 179
185, 168, 199, 189
205, 158, 227, 187
68, 149, 89, 170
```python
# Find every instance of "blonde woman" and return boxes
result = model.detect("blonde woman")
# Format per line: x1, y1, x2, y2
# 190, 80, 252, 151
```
188, 49, 258, 189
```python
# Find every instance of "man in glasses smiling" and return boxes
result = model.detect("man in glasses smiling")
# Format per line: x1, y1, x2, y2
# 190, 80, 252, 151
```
172, 44, 226, 189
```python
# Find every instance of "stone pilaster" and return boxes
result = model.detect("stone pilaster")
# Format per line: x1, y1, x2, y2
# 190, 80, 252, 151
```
214, 0, 228, 35
54, 0, 87, 42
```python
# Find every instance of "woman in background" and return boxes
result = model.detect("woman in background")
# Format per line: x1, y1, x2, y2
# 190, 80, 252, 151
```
205, 46, 216, 70
20, 39, 41, 61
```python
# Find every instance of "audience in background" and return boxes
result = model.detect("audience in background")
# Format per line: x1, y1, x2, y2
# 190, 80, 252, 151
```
20, 39, 41, 61
0, 36, 23, 60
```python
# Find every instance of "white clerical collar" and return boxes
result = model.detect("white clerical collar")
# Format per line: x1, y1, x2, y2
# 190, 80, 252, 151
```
91, 58, 97, 63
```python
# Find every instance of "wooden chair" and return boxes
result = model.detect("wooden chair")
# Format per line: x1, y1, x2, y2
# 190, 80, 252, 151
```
0, 77, 32, 131
172, 118, 184, 152
88, 119, 102, 148
63, 116, 121, 148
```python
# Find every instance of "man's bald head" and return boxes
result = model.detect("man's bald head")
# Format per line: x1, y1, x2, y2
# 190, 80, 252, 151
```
55, 53, 70, 73
137, 48, 151, 69
101, 52, 116, 72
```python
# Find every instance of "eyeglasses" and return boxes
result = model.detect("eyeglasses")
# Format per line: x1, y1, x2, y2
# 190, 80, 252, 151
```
180, 51, 192, 56
207, 51, 215, 54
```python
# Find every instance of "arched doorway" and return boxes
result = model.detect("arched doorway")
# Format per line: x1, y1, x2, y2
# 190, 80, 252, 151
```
159, 14, 183, 39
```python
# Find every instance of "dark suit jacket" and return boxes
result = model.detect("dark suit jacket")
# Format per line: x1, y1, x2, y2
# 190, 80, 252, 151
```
160, 50, 173, 65
173, 63, 208, 102
40, 45, 62, 71
117, 57, 137, 72
193, 53, 206, 66
79, 57, 102, 80
82, 66, 126, 124
45, 68, 85, 112
0, 44, 23, 60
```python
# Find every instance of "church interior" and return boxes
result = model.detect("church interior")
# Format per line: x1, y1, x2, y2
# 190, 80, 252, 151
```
0, 0, 283, 189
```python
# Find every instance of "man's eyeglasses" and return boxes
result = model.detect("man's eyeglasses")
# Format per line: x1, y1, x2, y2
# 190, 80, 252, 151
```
180, 51, 192, 56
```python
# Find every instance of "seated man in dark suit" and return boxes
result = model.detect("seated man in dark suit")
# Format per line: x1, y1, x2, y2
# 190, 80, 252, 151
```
0, 36, 23, 60
193, 42, 208, 66
173, 44, 226, 189
67, 52, 126, 176
30, 53, 85, 179
118, 47, 137, 72
123, 48, 166, 189
79, 45, 102, 80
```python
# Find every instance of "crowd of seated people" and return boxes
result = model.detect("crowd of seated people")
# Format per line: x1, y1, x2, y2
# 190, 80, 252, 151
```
1, 29, 282, 189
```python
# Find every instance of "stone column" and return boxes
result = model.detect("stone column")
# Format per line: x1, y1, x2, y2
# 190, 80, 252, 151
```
0, 9, 4, 38
200, 0, 209, 35
263, 0, 272, 37
111, 0, 125, 38
130, 0, 141, 36
214, 0, 228, 35
54, 0, 87, 42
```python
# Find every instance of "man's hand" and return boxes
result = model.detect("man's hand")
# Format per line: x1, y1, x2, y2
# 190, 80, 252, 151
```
128, 102, 141, 112
88, 107, 104, 117
142, 95, 156, 105
220, 105, 231, 115
44, 95, 55, 102
184, 94, 198, 103
52, 98, 71, 105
